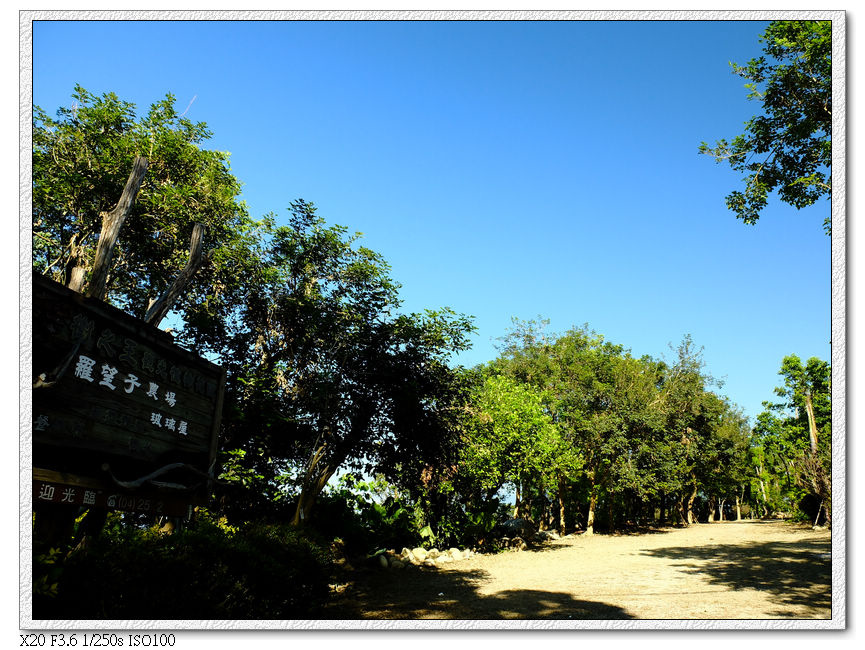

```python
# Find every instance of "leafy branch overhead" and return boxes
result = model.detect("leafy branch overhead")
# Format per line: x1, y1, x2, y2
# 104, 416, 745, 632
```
699, 20, 831, 234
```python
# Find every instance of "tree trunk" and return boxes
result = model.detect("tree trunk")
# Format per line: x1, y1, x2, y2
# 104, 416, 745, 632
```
68, 265, 87, 293
144, 222, 208, 326
63, 231, 88, 293
513, 481, 521, 519
707, 497, 717, 522
719, 498, 727, 521
290, 451, 335, 528
585, 477, 598, 535
676, 497, 688, 526
86, 156, 149, 300
735, 494, 742, 521
607, 493, 614, 533
686, 474, 698, 524
557, 476, 567, 535
804, 392, 819, 455
658, 492, 666, 525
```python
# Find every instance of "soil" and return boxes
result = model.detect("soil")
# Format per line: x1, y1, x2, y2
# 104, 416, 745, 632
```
323, 519, 832, 621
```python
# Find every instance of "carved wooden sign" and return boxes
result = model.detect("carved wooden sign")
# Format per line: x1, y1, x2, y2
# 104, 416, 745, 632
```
32, 274, 225, 511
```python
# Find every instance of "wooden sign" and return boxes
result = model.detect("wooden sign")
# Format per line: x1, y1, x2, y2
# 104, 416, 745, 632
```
31, 274, 225, 508
33, 469, 193, 518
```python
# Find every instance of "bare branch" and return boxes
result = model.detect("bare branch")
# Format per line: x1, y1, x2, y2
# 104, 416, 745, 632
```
86, 156, 149, 300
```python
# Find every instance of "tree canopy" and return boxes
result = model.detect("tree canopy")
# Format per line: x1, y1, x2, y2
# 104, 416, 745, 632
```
700, 20, 832, 234
33, 86, 256, 325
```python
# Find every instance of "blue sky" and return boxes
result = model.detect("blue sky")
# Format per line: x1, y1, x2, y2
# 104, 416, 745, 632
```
31, 18, 832, 423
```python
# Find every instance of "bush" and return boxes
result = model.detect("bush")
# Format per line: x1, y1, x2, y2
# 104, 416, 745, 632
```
311, 476, 422, 553
34, 512, 333, 620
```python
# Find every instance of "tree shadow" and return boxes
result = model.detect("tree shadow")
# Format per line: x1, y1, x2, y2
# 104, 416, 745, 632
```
640, 533, 831, 617
323, 565, 635, 620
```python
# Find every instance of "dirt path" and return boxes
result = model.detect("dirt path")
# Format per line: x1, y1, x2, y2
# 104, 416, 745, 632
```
324, 520, 832, 620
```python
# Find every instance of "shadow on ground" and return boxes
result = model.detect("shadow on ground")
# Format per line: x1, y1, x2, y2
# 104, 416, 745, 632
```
323, 565, 635, 620
640, 526, 831, 617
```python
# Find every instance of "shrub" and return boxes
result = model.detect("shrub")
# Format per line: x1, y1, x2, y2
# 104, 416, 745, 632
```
34, 512, 332, 620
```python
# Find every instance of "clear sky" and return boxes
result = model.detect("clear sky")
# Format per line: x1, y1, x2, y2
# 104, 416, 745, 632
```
30, 18, 832, 424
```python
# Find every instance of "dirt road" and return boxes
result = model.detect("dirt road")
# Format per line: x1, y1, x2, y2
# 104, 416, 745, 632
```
324, 520, 832, 620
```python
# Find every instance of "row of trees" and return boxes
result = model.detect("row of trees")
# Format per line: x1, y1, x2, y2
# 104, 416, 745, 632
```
34, 85, 831, 548
431, 325, 749, 538
34, 20, 833, 542
443, 324, 831, 540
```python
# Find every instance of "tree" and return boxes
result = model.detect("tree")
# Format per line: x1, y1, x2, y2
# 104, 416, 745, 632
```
33, 86, 255, 332
215, 200, 475, 526
700, 21, 832, 234
698, 397, 751, 522
460, 374, 558, 508
653, 336, 720, 525
755, 354, 831, 525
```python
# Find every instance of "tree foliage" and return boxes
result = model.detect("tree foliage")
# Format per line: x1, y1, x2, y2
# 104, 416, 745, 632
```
209, 200, 476, 525
700, 20, 832, 234
33, 86, 254, 324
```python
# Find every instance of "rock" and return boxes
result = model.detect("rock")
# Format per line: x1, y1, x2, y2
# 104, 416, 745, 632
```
510, 536, 528, 551
423, 559, 437, 567
378, 554, 389, 569
391, 559, 405, 569
428, 548, 440, 559
449, 548, 463, 560
536, 530, 560, 541
412, 547, 428, 562
499, 518, 536, 540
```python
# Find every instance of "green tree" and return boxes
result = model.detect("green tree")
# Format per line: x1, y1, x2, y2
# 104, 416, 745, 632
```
698, 397, 752, 522
33, 86, 256, 333
700, 20, 832, 234
216, 200, 475, 527
460, 374, 558, 507
654, 336, 719, 525
755, 354, 831, 525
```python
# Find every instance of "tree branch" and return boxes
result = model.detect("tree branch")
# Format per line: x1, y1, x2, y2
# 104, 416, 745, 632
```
144, 222, 208, 326
85, 156, 149, 300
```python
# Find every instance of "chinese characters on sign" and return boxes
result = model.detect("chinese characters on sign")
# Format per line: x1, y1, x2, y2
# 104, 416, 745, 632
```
33, 477, 191, 517
71, 353, 190, 436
